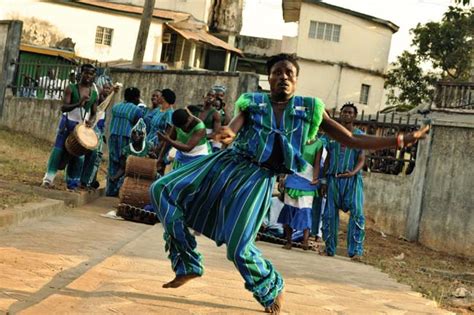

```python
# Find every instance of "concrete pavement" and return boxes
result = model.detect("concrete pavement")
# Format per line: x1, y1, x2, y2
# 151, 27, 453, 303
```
0, 197, 449, 314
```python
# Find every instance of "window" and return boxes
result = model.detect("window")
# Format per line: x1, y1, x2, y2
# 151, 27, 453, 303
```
95, 26, 113, 46
308, 21, 341, 42
360, 84, 370, 105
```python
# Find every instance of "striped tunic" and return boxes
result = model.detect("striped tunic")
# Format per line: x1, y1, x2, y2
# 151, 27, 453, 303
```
150, 93, 325, 307
321, 128, 365, 257
146, 108, 174, 146
109, 102, 143, 137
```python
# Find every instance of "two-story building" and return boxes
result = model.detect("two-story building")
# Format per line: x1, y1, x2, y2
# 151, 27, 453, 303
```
0, 0, 241, 70
282, 0, 399, 113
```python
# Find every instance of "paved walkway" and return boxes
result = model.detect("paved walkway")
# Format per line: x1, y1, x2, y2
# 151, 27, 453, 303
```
0, 198, 449, 314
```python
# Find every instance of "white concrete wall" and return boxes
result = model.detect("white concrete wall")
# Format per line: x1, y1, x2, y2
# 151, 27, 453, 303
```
296, 60, 385, 113
0, 0, 163, 63
297, 2, 393, 73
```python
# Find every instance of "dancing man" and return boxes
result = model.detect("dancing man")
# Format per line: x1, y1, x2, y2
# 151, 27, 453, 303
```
150, 54, 428, 314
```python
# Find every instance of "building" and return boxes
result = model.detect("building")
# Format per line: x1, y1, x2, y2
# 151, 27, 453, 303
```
0, 0, 241, 70
282, 0, 399, 113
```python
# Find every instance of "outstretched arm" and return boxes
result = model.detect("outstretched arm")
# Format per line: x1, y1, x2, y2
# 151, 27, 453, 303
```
320, 111, 429, 150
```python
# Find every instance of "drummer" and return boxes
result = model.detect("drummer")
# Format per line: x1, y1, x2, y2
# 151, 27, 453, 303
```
41, 64, 98, 190
80, 80, 114, 190
157, 108, 211, 170
106, 87, 144, 196
110, 118, 156, 185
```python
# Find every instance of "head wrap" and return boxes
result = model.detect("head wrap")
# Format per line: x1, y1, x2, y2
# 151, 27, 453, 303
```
130, 118, 147, 154
131, 118, 147, 136
212, 85, 226, 94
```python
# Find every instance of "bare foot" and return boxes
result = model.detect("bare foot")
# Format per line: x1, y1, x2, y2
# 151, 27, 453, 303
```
162, 274, 201, 288
264, 292, 284, 314
350, 255, 363, 262
282, 242, 292, 250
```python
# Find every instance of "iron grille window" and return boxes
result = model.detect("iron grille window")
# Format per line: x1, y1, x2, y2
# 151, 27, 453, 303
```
308, 21, 341, 42
360, 84, 370, 105
95, 26, 113, 46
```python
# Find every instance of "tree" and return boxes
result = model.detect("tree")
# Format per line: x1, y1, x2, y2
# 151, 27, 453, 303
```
412, 6, 473, 80
384, 5, 473, 112
383, 52, 438, 112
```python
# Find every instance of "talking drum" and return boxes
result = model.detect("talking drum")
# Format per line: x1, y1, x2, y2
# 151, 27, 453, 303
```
119, 177, 153, 208
117, 203, 159, 225
125, 156, 158, 180
65, 124, 99, 157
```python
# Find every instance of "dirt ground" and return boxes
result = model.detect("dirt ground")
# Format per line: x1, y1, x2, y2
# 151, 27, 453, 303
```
0, 126, 472, 313
0, 188, 41, 209
335, 213, 474, 314
0, 126, 107, 191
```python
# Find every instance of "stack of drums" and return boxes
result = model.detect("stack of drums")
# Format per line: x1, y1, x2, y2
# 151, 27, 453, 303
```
117, 156, 159, 224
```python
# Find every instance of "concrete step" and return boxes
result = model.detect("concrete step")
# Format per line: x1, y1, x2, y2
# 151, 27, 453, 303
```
0, 180, 105, 207
0, 198, 66, 230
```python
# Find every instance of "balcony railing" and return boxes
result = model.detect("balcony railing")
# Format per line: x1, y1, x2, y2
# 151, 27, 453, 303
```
433, 81, 474, 110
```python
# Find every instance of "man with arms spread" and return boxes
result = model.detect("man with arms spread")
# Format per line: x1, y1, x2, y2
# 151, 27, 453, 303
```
150, 54, 428, 314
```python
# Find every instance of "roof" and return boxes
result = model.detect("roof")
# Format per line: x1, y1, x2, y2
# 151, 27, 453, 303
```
20, 43, 76, 59
167, 22, 243, 55
67, 0, 191, 22
282, 0, 399, 33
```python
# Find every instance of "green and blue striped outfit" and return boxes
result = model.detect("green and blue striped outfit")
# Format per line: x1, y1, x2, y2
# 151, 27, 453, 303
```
322, 129, 365, 257
150, 93, 325, 308
172, 120, 211, 170
106, 102, 143, 196
42, 83, 98, 189
278, 139, 323, 231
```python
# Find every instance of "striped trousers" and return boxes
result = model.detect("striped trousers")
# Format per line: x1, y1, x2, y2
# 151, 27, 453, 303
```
322, 175, 365, 257
150, 149, 284, 307
106, 135, 129, 196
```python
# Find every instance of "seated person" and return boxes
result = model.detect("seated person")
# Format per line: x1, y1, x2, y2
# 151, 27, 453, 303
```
109, 119, 157, 184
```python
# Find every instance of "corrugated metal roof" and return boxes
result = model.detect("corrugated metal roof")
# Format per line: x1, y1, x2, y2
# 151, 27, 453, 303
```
71, 0, 191, 22
167, 23, 243, 55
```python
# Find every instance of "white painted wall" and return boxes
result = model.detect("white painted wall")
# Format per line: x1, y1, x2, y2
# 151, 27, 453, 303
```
297, 2, 393, 72
296, 60, 385, 113
0, 0, 163, 62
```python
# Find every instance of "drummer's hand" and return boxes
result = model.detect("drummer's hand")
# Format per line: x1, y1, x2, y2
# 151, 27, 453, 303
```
157, 131, 170, 143
215, 126, 236, 145
85, 120, 93, 128
112, 85, 120, 92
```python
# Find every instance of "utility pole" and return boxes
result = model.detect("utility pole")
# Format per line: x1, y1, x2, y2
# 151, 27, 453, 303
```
132, 0, 156, 68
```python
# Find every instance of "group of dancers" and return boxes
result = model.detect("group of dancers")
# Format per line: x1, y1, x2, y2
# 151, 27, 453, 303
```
40, 54, 428, 314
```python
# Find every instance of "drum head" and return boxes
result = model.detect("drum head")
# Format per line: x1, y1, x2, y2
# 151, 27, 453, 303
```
74, 124, 99, 149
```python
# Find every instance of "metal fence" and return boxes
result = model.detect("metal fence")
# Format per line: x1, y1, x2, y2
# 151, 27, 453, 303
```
10, 57, 108, 100
328, 108, 422, 176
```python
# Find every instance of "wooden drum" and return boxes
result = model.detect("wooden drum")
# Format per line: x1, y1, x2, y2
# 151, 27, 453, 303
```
117, 203, 159, 225
125, 156, 158, 180
119, 177, 153, 208
65, 124, 99, 157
